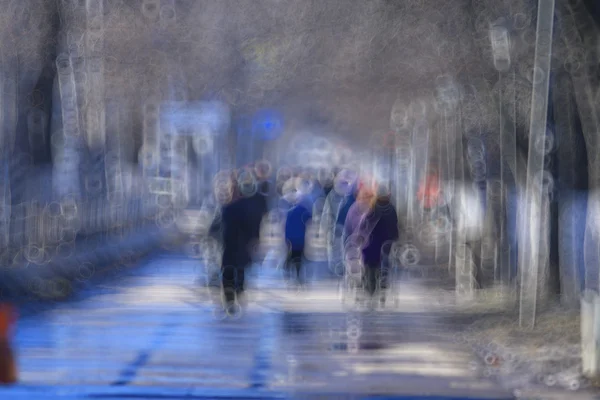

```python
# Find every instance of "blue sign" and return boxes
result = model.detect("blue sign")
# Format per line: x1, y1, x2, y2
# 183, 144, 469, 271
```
161, 101, 230, 136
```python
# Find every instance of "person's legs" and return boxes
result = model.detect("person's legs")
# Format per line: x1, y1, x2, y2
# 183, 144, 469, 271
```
284, 250, 294, 284
371, 268, 379, 298
291, 250, 303, 285
235, 266, 246, 294
466, 240, 483, 289
222, 265, 236, 306
235, 266, 248, 308
364, 266, 377, 297
284, 250, 302, 285
378, 266, 389, 303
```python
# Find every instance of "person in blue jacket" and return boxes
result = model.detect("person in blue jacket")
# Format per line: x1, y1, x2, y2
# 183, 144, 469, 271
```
320, 168, 358, 275
281, 177, 312, 288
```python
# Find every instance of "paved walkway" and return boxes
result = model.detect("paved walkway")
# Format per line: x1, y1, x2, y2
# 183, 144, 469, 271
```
0, 254, 515, 399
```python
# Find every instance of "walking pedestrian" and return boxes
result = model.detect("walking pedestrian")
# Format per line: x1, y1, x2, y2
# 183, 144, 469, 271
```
281, 177, 312, 288
219, 168, 267, 315
345, 179, 399, 307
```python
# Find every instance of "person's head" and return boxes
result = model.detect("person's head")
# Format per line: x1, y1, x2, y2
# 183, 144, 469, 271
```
334, 168, 358, 196
332, 166, 341, 177
276, 166, 292, 194
296, 174, 313, 197
282, 177, 300, 204
213, 169, 236, 204
254, 159, 272, 181
237, 166, 257, 197
356, 176, 377, 205
374, 181, 391, 203
317, 167, 334, 188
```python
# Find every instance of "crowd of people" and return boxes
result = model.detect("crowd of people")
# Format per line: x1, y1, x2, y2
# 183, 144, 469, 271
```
206, 161, 445, 316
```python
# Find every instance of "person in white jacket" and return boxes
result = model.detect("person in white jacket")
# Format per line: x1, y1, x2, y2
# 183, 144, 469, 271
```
319, 168, 358, 276
451, 180, 485, 288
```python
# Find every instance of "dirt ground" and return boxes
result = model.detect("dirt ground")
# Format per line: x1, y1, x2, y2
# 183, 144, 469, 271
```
452, 291, 590, 395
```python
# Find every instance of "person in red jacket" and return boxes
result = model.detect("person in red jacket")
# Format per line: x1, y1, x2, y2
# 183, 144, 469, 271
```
0, 303, 17, 384
417, 167, 442, 211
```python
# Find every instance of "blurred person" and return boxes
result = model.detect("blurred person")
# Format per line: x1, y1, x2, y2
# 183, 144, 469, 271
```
318, 167, 335, 197
344, 178, 399, 306
205, 170, 236, 288
306, 168, 325, 205
240, 165, 270, 286
343, 176, 376, 248
417, 166, 443, 215
239, 165, 269, 247
320, 168, 358, 275
280, 177, 312, 288
342, 176, 376, 300
254, 160, 272, 182
0, 303, 17, 383
452, 180, 485, 289
254, 160, 274, 203
218, 169, 267, 314
205, 215, 223, 289
275, 166, 293, 199
452, 136, 491, 289
295, 168, 315, 198
361, 183, 399, 305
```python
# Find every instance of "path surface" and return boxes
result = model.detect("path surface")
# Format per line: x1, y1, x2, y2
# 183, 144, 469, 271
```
0, 254, 515, 399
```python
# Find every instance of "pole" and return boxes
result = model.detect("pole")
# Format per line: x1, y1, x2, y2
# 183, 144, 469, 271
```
518, 0, 555, 329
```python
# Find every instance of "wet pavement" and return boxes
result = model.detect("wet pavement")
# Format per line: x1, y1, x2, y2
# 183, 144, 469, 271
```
0, 254, 515, 399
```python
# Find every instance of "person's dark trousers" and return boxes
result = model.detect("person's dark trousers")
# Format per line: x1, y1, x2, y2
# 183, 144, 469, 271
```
222, 264, 246, 305
284, 249, 303, 285
465, 240, 483, 289
363, 264, 388, 299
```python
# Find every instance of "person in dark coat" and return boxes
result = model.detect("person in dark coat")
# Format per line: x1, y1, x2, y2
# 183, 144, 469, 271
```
220, 170, 268, 313
361, 188, 399, 303
345, 180, 399, 305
